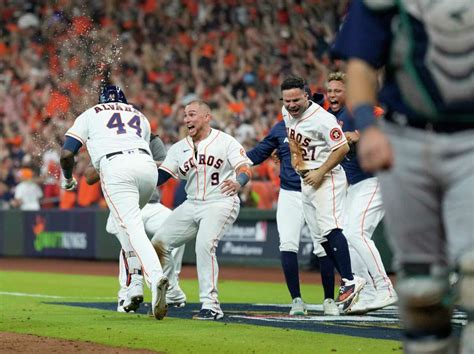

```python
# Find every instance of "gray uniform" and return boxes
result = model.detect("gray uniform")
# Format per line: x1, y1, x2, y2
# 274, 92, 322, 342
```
333, 0, 474, 352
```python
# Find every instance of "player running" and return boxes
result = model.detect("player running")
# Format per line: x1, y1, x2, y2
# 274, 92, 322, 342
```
60, 85, 169, 320
83, 134, 187, 313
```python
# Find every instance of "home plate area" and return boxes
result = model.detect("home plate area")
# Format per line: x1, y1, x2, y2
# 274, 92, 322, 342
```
51, 302, 467, 340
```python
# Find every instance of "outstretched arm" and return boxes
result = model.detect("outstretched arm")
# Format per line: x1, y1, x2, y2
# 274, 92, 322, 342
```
247, 123, 280, 165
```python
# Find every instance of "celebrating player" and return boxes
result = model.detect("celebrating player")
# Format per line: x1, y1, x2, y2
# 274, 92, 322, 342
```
60, 85, 169, 320
151, 100, 252, 320
326, 72, 397, 314
247, 91, 340, 316
280, 76, 366, 308
83, 134, 186, 313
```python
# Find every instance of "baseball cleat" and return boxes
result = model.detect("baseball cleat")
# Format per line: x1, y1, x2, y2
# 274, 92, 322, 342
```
166, 284, 187, 308
367, 290, 398, 311
122, 279, 144, 312
323, 298, 340, 316
192, 309, 224, 321
342, 294, 372, 315
336, 276, 366, 305
152, 276, 169, 320
289, 297, 308, 316
117, 299, 135, 313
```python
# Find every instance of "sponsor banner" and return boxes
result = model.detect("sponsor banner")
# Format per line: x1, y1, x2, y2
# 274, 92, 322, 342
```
24, 210, 95, 258
217, 221, 314, 262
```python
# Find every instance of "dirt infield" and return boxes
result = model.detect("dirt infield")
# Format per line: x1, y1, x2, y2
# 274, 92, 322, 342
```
0, 332, 161, 353
0, 257, 325, 283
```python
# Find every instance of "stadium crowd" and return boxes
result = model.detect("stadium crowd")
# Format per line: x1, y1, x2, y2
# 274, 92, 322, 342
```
0, 0, 348, 210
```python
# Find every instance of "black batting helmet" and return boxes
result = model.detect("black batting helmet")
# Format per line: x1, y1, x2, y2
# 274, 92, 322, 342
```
99, 85, 128, 104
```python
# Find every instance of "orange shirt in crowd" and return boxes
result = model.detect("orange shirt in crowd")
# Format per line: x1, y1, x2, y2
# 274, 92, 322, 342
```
77, 176, 102, 207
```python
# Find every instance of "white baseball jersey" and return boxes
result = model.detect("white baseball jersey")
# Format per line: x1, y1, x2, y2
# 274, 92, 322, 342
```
159, 129, 251, 201
282, 101, 347, 171
65, 103, 151, 169
65, 101, 163, 293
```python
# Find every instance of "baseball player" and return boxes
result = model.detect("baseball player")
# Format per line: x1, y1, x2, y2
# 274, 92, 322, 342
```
247, 92, 340, 316
60, 85, 169, 320
280, 76, 366, 308
333, 0, 474, 352
151, 100, 252, 320
326, 72, 397, 315
83, 134, 186, 313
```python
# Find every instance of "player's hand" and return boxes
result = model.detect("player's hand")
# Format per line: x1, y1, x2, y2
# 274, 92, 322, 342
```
345, 131, 360, 144
62, 177, 78, 191
303, 169, 325, 189
220, 179, 241, 196
357, 127, 393, 172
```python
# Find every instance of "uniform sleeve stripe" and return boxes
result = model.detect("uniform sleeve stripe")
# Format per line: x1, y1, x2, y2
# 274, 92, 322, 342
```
159, 165, 178, 179
65, 132, 85, 145
331, 140, 348, 151
234, 159, 251, 171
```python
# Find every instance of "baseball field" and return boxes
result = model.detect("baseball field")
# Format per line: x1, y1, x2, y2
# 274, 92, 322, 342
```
0, 258, 410, 353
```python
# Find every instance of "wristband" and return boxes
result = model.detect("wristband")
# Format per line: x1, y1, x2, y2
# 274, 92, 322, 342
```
236, 172, 250, 187
353, 103, 377, 131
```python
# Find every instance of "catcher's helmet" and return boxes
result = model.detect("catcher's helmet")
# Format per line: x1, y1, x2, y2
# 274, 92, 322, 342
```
99, 85, 128, 104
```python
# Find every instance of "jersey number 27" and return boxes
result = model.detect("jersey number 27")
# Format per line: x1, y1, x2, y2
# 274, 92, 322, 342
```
107, 113, 142, 137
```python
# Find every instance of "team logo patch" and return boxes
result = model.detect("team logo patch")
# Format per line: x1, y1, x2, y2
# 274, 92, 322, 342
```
240, 148, 247, 158
330, 128, 343, 141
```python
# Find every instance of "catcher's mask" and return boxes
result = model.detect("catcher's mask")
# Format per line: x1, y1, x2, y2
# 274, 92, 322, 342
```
99, 85, 128, 104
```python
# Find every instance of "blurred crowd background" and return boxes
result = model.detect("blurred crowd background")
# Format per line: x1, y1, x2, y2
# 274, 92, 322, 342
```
0, 0, 348, 211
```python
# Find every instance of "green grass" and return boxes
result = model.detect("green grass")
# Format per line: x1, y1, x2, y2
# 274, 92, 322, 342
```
0, 271, 402, 353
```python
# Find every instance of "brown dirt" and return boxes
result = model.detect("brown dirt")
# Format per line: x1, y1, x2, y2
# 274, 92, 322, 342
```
0, 256, 324, 353
0, 257, 324, 283
0, 333, 160, 353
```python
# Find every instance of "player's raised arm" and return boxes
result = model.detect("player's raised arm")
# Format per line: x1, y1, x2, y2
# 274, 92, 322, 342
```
246, 122, 281, 165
